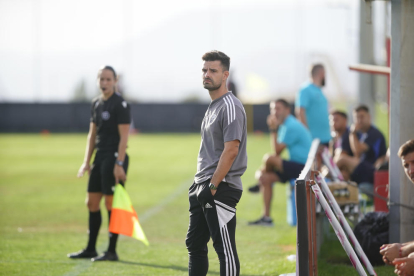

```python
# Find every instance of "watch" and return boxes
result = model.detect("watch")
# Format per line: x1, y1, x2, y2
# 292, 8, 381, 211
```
209, 183, 217, 190
115, 160, 124, 166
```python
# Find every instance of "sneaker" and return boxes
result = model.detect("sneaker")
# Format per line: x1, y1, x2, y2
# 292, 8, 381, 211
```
248, 216, 274, 227
248, 184, 260, 193
67, 249, 98, 259
91, 251, 119, 262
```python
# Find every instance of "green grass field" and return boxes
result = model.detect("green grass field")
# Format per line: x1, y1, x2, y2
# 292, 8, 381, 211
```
0, 134, 394, 275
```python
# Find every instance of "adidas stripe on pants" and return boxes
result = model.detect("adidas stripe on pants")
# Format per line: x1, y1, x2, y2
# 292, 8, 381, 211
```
186, 180, 242, 276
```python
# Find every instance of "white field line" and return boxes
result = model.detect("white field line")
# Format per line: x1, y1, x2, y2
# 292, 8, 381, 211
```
61, 179, 191, 276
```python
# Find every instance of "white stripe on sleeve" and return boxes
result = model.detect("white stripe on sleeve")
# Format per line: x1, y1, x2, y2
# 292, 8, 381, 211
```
228, 96, 236, 122
223, 97, 231, 125
225, 96, 234, 124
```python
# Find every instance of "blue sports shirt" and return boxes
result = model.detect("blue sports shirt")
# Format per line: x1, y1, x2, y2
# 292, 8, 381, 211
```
295, 82, 331, 143
277, 115, 312, 164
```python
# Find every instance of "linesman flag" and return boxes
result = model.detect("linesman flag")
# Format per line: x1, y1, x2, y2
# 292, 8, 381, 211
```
109, 185, 149, 246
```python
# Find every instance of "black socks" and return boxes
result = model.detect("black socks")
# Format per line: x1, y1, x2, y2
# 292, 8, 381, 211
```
86, 210, 102, 252
107, 210, 119, 254
85, 210, 118, 253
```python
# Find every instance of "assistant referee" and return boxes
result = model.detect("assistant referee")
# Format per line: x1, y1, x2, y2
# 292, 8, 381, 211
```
68, 66, 131, 261
186, 51, 247, 276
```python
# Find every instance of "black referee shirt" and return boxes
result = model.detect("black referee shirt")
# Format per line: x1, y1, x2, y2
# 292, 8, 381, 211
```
90, 93, 131, 152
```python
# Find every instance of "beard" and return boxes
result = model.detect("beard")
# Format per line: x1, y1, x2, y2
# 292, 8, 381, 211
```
203, 79, 222, 91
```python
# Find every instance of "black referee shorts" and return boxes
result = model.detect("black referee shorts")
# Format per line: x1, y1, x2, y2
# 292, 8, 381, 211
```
87, 151, 129, 195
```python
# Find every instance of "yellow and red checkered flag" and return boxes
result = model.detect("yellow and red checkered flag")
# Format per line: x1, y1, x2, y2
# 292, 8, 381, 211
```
109, 185, 149, 246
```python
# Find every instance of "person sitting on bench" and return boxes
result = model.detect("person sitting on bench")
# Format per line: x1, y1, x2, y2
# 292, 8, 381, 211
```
336, 105, 387, 186
248, 99, 312, 226
329, 110, 352, 161
380, 139, 414, 275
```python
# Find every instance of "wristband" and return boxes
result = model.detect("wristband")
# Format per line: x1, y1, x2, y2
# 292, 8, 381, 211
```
115, 160, 124, 166
209, 183, 217, 190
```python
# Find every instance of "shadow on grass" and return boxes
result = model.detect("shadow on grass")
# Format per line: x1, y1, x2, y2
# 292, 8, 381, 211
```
119, 260, 263, 276
119, 260, 216, 274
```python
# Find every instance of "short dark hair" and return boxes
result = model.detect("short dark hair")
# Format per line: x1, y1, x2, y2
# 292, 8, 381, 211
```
274, 98, 290, 109
331, 110, 348, 120
398, 139, 414, 158
354, 104, 370, 113
202, 51, 230, 71
98, 65, 117, 79
311, 64, 324, 77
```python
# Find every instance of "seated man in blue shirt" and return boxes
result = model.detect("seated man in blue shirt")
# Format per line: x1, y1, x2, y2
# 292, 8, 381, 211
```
295, 64, 331, 146
336, 105, 387, 185
249, 99, 312, 226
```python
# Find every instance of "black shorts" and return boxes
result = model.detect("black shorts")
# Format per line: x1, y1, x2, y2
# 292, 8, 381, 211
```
351, 160, 374, 184
320, 142, 330, 148
274, 160, 305, 183
88, 151, 129, 195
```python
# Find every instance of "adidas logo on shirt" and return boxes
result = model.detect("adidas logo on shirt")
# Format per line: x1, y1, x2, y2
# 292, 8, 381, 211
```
205, 203, 213, 208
